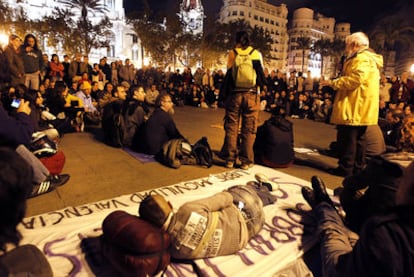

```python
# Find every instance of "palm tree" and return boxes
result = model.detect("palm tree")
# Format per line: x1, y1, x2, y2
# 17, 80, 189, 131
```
295, 36, 312, 72
59, 0, 111, 54
312, 38, 332, 78
59, 0, 106, 19
330, 39, 346, 77
370, 15, 414, 74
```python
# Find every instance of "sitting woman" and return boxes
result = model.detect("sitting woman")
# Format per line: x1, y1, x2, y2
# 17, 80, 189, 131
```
46, 81, 84, 132
133, 92, 183, 155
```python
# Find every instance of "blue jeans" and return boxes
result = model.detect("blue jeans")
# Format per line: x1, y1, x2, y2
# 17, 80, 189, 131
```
223, 91, 260, 165
24, 72, 40, 91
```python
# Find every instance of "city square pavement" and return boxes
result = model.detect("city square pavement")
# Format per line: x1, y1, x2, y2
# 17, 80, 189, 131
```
26, 105, 343, 217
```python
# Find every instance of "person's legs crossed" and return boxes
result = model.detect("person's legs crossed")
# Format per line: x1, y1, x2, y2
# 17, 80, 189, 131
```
15, 144, 49, 184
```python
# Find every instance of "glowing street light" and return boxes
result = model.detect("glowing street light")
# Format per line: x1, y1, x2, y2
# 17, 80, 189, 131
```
0, 33, 9, 49
410, 64, 414, 75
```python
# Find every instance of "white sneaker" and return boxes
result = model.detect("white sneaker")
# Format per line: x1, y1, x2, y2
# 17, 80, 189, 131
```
255, 173, 279, 191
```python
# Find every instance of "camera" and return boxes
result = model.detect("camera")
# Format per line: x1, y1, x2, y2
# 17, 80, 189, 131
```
11, 99, 21, 108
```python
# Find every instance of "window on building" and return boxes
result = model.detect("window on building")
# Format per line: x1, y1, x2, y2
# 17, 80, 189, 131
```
265, 18, 269, 23
260, 16, 264, 22
240, 11, 244, 16
254, 15, 258, 20
108, 45, 115, 58
232, 10, 237, 16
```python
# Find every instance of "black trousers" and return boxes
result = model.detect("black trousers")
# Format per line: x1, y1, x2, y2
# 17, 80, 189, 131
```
336, 125, 367, 175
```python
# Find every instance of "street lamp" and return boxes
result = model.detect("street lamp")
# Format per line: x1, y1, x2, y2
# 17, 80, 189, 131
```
0, 33, 8, 49
410, 64, 414, 76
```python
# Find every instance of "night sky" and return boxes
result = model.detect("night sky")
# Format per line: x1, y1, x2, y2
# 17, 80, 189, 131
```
124, 0, 411, 32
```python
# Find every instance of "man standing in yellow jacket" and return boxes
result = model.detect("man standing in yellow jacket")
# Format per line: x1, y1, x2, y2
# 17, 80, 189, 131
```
322, 32, 383, 177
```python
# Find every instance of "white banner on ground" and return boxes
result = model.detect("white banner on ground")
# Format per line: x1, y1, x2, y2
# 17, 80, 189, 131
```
19, 165, 318, 277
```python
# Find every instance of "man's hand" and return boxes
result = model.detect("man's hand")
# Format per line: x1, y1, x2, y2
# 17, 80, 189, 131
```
319, 80, 332, 87
17, 99, 31, 115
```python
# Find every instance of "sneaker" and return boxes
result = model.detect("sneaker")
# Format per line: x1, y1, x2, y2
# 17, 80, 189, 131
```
49, 174, 70, 187
29, 180, 57, 198
254, 173, 279, 191
240, 163, 253, 170
225, 160, 234, 168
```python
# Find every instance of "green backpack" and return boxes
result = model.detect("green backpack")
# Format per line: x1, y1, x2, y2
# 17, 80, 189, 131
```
232, 48, 256, 89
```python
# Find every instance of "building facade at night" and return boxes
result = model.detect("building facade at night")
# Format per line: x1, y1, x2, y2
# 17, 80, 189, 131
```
288, 8, 351, 78
219, 0, 289, 71
3, 0, 138, 64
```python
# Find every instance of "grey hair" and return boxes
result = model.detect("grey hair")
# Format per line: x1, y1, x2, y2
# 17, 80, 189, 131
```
345, 32, 369, 48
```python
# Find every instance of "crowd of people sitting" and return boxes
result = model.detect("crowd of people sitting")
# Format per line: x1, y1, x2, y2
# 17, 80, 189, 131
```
1, 33, 414, 172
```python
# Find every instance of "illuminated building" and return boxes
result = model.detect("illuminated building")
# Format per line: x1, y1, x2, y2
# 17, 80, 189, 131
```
288, 8, 351, 78
219, 0, 289, 71
3, 0, 139, 64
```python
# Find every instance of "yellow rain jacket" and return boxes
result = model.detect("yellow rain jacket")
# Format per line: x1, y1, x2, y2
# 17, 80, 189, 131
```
330, 48, 383, 126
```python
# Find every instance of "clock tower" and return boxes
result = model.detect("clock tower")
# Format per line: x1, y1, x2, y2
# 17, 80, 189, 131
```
179, 0, 204, 35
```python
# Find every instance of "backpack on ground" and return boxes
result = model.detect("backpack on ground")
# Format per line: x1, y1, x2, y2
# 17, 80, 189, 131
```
158, 137, 213, 169
232, 47, 256, 89
101, 210, 171, 277
102, 112, 125, 148
192, 136, 213, 168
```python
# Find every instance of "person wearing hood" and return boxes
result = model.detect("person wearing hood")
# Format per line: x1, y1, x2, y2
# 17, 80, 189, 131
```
254, 106, 294, 168
321, 32, 383, 177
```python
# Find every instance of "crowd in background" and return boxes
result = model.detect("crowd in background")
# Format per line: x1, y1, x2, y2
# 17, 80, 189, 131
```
1, 33, 414, 153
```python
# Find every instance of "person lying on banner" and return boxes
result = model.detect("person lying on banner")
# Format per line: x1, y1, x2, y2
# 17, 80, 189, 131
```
138, 174, 278, 259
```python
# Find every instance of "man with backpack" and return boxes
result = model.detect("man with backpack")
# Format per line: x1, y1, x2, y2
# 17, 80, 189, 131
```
222, 31, 267, 170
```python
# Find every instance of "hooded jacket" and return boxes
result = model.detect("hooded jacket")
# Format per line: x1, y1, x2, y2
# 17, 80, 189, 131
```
330, 48, 383, 126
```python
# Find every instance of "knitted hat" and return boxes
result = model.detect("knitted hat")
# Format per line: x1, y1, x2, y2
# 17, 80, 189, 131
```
226, 185, 265, 238
80, 81, 91, 90
139, 195, 173, 229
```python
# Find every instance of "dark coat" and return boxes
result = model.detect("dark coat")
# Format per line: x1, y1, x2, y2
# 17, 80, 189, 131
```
0, 104, 34, 147
254, 116, 294, 167
336, 205, 414, 276
134, 108, 183, 155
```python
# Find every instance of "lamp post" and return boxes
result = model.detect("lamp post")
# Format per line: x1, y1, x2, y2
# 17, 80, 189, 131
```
410, 63, 414, 77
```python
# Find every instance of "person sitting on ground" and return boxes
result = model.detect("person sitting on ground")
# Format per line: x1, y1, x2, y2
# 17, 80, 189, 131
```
302, 163, 414, 276
101, 85, 128, 147
76, 81, 100, 126
0, 99, 69, 197
133, 93, 183, 155
397, 114, 414, 152
47, 81, 84, 132
145, 84, 159, 106
122, 86, 150, 147
254, 106, 294, 168
139, 174, 278, 259
25, 90, 60, 142
0, 147, 53, 276
378, 108, 404, 150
